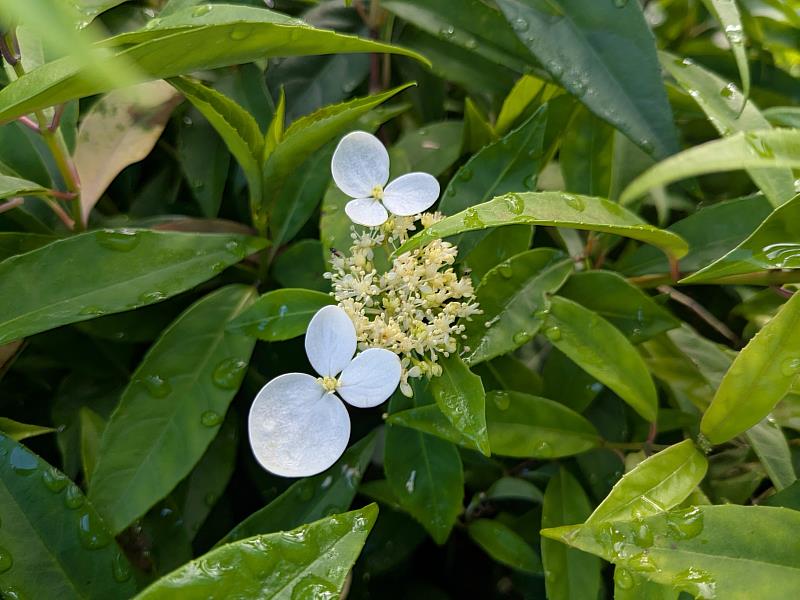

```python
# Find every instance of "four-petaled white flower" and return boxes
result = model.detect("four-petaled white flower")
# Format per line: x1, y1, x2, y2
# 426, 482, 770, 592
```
248, 305, 401, 477
332, 130, 440, 227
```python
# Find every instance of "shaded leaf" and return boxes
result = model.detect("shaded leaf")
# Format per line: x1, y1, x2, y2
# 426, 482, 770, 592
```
0, 417, 56, 441
227, 288, 334, 341
467, 519, 542, 574
0, 174, 49, 200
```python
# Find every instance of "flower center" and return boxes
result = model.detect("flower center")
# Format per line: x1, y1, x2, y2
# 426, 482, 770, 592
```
371, 185, 384, 200
318, 376, 339, 393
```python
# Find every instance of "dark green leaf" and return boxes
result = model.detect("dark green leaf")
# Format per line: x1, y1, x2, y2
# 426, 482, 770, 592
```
464, 248, 573, 365
746, 419, 796, 491
227, 288, 334, 341
467, 519, 542, 574
217, 432, 376, 545
541, 469, 601, 600
496, 0, 679, 159
89, 285, 257, 533
430, 355, 489, 456
0, 417, 56, 441
272, 240, 329, 292
558, 271, 679, 342
0, 174, 49, 200
0, 230, 266, 345
0, 434, 136, 599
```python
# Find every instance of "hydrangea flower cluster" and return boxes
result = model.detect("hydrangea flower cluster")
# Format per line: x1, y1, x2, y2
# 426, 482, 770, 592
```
249, 131, 479, 477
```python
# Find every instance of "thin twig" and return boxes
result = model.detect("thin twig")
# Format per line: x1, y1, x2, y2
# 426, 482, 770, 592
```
17, 116, 40, 133
657, 284, 741, 346
41, 198, 75, 229
0, 197, 24, 214
49, 104, 65, 132
770, 286, 795, 299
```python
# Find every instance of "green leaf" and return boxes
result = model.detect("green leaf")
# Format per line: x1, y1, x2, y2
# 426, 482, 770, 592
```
272, 240, 328, 292
74, 81, 180, 223
586, 439, 707, 525
559, 105, 615, 198
613, 569, 680, 600
382, 0, 534, 73
746, 419, 796, 491
700, 291, 800, 444
79, 407, 105, 483
439, 105, 548, 256
0, 230, 266, 345
89, 285, 257, 534
660, 52, 794, 207
680, 194, 800, 284
541, 469, 601, 600
0, 434, 136, 599
396, 192, 689, 261
699, 0, 750, 99
227, 288, 334, 341
467, 519, 542, 574
169, 76, 264, 207
0, 232, 56, 261
261, 84, 413, 218
617, 194, 773, 278
217, 432, 376, 545
464, 248, 573, 365
544, 296, 659, 422
173, 412, 238, 540
474, 353, 543, 396
429, 355, 489, 456
621, 130, 800, 206
557, 271, 680, 342
134, 504, 379, 600
0, 5, 427, 123
462, 97, 496, 153
496, 0, 678, 159
384, 390, 463, 544
485, 390, 600, 458
0, 417, 56, 441
542, 505, 800, 599
487, 477, 544, 503
495, 74, 547, 135
0, 174, 49, 200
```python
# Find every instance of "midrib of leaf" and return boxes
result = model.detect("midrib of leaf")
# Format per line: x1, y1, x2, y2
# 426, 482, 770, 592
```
0, 243, 245, 332
95, 290, 251, 519
0, 478, 87, 598
418, 429, 448, 532
587, 451, 697, 523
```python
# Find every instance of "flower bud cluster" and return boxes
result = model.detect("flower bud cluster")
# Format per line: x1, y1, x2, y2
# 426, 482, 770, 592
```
325, 213, 481, 396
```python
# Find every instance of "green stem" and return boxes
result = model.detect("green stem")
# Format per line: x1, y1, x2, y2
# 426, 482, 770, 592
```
11, 51, 84, 231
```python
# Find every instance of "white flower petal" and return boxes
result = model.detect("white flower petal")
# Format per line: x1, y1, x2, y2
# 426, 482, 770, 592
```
382, 172, 440, 216
338, 348, 401, 408
345, 197, 389, 227
331, 131, 390, 198
305, 305, 357, 377
248, 373, 351, 478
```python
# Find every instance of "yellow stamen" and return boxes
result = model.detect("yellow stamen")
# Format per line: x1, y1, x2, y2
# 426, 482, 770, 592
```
371, 185, 384, 200
318, 376, 339, 393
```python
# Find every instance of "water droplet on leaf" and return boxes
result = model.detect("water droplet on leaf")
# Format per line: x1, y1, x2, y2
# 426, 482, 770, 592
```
562, 193, 585, 212
201, 410, 223, 427
96, 229, 140, 252
42, 467, 69, 492
0, 547, 12, 573
65, 484, 85, 509
492, 391, 511, 410
666, 506, 704, 540
212, 358, 248, 390
140, 374, 171, 398
9, 446, 37, 475
112, 551, 132, 582
78, 512, 112, 549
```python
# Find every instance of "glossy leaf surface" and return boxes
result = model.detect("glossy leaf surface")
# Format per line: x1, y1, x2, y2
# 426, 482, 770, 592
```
89, 285, 257, 533
0, 230, 266, 345
227, 288, 334, 341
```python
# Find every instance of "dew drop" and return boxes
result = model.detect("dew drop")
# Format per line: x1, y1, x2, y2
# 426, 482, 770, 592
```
673, 567, 717, 600
628, 551, 657, 573
639, 138, 655, 154
201, 410, 223, 427
533, 308, 550, 320
497, 263, 513, 279
512, 18, 529, 32
781, 357, 800, 377
615, 567, 634, 590
79, 306, 106, 316
439, 24, 455, 38
139, 291, 166, 304
112, 551, 132, 583
78, 512, 112, 549
42, 467, 69, 492
459, 166, 473, 182
96, 229, 140, 252
744, 132, 774, 158
544, 326, 562, 341
140, 374, 171, 398
534, 440, 553, 457
572, 79, 587, 97
665, 506, 704, 540
513, 331, 531, 344
192, 4, 213, 17
562, 193, 585, 212
547, 60, 563, 78
225, 240, 247, 259
632, 519, 654, 548
144, 17, 162, 30
0, 547, 12, 574
229, 24, 253, 41
523, 174, 536, 189
464, 37, 477, 50
492, 391, 511, 411
64, 484, 85, 509
291, 574, 338, 600
463, 208, 484, 228
212, 357, 249, 390
613, 0, 629, 7
9, 446, 38, 475
724, 23, 744, 44
504, 193, 525, 215
405, 470, 416, 493
719, 82, 737, 98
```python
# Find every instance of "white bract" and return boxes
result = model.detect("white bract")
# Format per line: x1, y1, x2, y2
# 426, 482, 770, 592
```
248, 305, 401, 478
332, 130, 440, 227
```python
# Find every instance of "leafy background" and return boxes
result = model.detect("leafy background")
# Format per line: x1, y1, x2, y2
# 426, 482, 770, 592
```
0, 0, 799, 598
